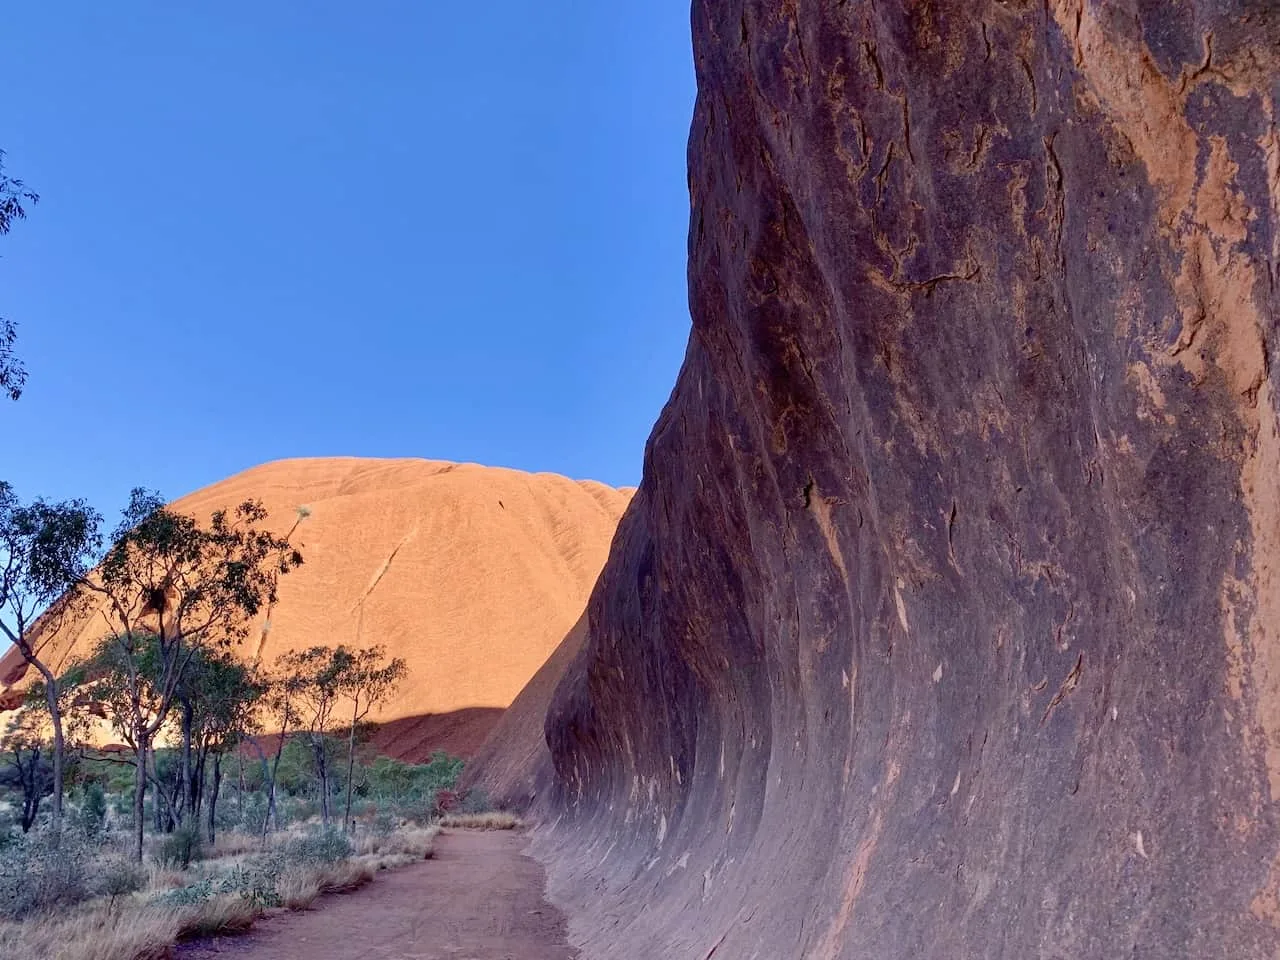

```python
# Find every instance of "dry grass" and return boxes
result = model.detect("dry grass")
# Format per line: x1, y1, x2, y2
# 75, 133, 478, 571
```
276, 859, 376, 911
145, 864, 188, 892
0, 861, 376, 959
366, 853, 417, 870
0, 902, 183, 960
207, 831, 261, 860
0, 895, 267, 959
439, 811, 521, 830
314, 859, 376, 894
175, 895, 263, 939
354, 824, 440, 859
276, 868, 322, 910
0, 824, 418, 957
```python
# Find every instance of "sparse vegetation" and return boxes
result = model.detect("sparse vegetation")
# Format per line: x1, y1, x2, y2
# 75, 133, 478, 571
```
440, 811, 522, 831
0, 727, 504, 956
0, 813, 449, 958
0, 468, 522, 952
157, 823, 203, 870
0, 151, 533, 954
0, 829, 94, 920
83, 490, 303, 861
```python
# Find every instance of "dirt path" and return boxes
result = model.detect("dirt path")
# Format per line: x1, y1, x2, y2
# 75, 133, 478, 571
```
176, 830, 577, 960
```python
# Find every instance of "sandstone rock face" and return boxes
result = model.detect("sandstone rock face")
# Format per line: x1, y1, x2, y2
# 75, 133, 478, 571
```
462, 615, 587, 809
0, 458, 631, 759
518, 3, 1280, 957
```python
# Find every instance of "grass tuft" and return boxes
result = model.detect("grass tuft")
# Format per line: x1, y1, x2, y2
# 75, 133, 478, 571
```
207, 830, 261, 860
175, 894, 263, 939
354, 824, 440, 859
439, 811, 521, 830
0, 903, 182, 960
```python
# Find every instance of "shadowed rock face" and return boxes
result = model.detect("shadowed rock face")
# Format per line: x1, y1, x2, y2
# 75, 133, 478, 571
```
527, 2, 1280, 957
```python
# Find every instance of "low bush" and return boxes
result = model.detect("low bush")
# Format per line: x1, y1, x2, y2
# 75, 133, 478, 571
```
93, 855, 147, 906
217, 855, 285, 908
157, 824, 203, 870
159, 853, 284, 909
81, 784, 108, 837
371, 810, 398, 837
0, 830, 94, 920
458, 788, 492, 814
283, 826, 352, 864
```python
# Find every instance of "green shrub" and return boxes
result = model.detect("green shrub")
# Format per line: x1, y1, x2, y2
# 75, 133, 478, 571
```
159, 853, 285, 909
81, 783, 108, 837
0, 830, 93, 919
160, 875, 216, 906
235, 791, 269, 832
363, 752, 464, 804
287, 798, 320, 823
285, 827, 352, 864
216, 854, 285, 908
158, 824, 203, 870
95, 854, 146, 904
459, 788, 492, 814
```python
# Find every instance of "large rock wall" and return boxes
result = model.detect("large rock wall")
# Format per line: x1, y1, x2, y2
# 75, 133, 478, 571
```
532, 2, 1280, 957
2, 458, 631, 759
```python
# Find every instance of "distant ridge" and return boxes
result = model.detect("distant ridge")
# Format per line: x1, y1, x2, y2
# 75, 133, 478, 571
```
1, 457, 632, 758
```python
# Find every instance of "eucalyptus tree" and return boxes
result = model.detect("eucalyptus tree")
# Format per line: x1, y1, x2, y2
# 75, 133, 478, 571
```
84, 491, 302, 860
338, 645, 406, 832
0, 150, 38, 400
0, 484, 101, 830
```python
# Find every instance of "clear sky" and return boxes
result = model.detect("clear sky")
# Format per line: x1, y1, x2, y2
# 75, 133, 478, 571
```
1, 2, 695, 517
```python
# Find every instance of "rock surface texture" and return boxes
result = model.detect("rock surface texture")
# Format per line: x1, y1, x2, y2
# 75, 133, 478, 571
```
508, 2, 1280, 957
1, 458, 631, 759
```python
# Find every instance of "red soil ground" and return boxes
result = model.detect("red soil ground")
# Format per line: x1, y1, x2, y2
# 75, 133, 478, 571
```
175, 830, 576, 960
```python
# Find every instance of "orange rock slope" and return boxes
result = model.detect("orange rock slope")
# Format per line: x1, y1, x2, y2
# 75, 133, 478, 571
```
0, 457, 631, 759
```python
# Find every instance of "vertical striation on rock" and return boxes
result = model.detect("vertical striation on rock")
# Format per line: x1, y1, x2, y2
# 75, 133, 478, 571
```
513, 1, 1280, 957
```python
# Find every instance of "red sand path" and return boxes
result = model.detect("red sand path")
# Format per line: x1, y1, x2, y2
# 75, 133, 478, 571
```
176, 830, 576, 960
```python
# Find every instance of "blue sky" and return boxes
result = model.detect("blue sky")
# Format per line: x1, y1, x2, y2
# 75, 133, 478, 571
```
1, 2, 695, 516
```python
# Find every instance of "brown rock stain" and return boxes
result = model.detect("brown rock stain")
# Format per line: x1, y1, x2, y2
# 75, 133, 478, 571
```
809, 487, 851, 584
1196, 136, 1252, 244
1048, 0, 1199, 226
812, 810, 883, 960
1051, 7, 1279, 859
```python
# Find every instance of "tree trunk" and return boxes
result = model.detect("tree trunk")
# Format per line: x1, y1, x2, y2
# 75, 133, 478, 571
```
22, 785, 38, 831
132, 739, 148, 863
312, 737, 330, 826
263, 713, 291, 837
16, 750, 41, 832
264, 733, 288, 837
179, 698, 193, 826
207, 753, 222, 846
343, 701, 359, 833
40, 671, 64, 835
192, 745, 207, 822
